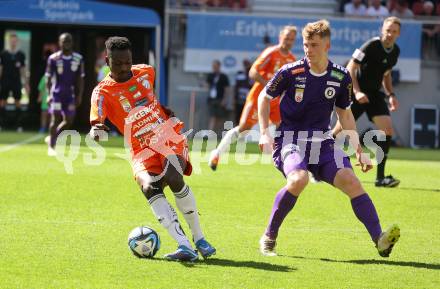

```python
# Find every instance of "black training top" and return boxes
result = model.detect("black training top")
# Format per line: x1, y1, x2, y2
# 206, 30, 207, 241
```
0, 50, 25, 83
352, 37, 399, 93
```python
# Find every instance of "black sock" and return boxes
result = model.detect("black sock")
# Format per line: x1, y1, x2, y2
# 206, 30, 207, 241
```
0, 106, 5, 127
377, 135, 392, 180
15, 107, 22, 128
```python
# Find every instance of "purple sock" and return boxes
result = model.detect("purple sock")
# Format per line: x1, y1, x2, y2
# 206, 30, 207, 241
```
265, 187, 297, 239
351, 194, 382, 242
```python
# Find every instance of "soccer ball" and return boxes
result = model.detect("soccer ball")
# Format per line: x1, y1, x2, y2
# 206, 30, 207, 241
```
128, 226, 160, 258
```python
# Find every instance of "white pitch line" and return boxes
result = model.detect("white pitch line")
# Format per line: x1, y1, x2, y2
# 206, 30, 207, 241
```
0, 134, 44, 153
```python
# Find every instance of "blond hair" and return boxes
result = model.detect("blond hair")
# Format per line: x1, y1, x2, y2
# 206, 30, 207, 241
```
280, 25, 298, 36
383, 16, 401, 28
302, 19, 331, 40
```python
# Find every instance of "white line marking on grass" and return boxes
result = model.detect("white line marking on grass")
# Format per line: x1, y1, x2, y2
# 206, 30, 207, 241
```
0, 134, 44, 153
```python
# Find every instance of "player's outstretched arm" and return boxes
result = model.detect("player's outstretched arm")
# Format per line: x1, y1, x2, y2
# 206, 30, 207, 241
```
89, 123, 110, 142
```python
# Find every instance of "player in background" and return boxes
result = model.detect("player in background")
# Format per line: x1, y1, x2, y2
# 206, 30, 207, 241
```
332, 17, 401, 187
208, 26, 297, 170
258, 20, 400, 258
89, 37, 215, 262
46, 33, 84, 156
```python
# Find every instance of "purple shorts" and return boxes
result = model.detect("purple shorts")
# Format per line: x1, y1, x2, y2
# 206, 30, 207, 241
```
49, 94, 76, 117
273, 139, 352, 185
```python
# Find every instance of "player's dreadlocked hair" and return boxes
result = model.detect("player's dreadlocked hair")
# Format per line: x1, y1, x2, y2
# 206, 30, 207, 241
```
302, 19, 331, 40
105, 36, 132, 55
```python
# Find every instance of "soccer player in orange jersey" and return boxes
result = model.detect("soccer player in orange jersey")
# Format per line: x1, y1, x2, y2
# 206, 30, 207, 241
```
89, 37, 215, 262
209, 26, 297, 170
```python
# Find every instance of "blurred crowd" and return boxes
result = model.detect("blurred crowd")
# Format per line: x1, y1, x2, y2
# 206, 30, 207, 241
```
171, 0, 248, 10
340, 0, 440, 17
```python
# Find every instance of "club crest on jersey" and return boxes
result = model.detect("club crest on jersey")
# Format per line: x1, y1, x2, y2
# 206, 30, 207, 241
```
119, 95, 132, 112
324, 87, 336, 99
137, 76, 151, 89
295, 88, 304, 102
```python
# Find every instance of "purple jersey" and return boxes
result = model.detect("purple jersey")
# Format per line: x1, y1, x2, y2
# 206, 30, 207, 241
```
45, 51, 85, 98
265, 58, 352, 135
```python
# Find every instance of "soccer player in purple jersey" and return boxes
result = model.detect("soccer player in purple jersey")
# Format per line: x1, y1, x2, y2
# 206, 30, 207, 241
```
46, 33, 84, 156
257, 20, 400, 258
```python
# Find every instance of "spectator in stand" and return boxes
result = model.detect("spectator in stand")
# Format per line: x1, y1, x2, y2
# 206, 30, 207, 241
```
367, 0, 390, 17
206, 0, 226, 8
227, 0, 247, 10
421, 0, 436, 16
391, 0, 414, 18
344, 0, 368, 16
420, 1, 440, 56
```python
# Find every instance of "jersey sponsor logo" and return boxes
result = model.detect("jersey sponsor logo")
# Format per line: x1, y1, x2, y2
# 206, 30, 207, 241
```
56, 60, 63, 74
295, 84, 305, 89
326, 81, 340, 87
129, 85, 137, 92
352, 48, 365, 62
125, 99, 157, 125
291, 67, 305, 75
119, 95, 132, 113
295, 88, 304, 102
133, 91, 142, 99
71, 60, 79, 72
267, 73, 283, 94
295, 76, 306, 83
347, 83, 353, 101
135, 98, 148, 107
330, 70, 344, 81
324, 87, 336, 99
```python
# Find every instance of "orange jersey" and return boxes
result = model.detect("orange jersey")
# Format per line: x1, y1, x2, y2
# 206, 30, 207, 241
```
250, 45, 296, 98
240, 46, 295, 127
90, 64, 184, 155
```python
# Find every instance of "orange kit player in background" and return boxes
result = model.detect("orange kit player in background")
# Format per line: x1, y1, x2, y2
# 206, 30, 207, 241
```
89, 37, 215, 262
209, 26, 297, 170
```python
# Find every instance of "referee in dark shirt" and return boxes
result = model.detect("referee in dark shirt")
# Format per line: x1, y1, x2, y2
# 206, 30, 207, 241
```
333, 17, 401, 188
0, 33, 28, 131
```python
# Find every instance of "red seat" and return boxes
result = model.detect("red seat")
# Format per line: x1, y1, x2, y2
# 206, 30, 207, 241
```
437, 2, 440, 15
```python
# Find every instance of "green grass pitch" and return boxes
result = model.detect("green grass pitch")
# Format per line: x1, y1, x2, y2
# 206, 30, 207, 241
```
1, 132, 439, 289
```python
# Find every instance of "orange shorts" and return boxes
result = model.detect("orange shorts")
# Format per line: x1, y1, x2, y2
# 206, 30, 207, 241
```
132, 140, 192, 179
240, 86, 281, 128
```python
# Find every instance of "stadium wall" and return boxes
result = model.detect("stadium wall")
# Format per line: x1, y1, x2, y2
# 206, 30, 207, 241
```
167, 11, 440, 147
